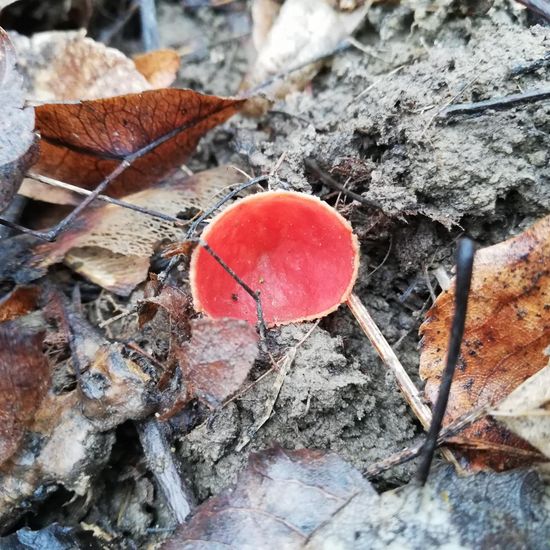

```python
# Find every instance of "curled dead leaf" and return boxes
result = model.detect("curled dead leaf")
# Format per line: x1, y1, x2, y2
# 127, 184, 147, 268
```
0, 27, 37, 213
241, 0, 368, 115
0, 285, 40, 322
34, 89, 245, 197
10, 30, 151, 101
420, 215, 550, 471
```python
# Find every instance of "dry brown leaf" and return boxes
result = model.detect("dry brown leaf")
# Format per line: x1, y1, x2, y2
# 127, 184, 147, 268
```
492, 360, 550, 460
133, 48, 180, 88
161, 447, 373, 549
175, 317, 259, 408
0, 27, 37, 213
10, 30, 151, 101
0, 285, 40, 322
241, 0, 368, 115
33, 167, 244, 295
420, 215, 550, 471
0, 320, 49, 465
33, 89, 245, 198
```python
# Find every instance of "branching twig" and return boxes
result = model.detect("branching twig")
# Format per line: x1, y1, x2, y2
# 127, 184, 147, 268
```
415, 238, 475, 485
364, 404, 487, 478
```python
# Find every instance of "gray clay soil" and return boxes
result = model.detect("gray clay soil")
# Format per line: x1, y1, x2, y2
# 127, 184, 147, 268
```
5, 1, 550, 547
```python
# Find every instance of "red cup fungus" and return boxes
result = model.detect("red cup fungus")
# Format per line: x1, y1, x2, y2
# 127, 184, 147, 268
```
190, 190, 359, 326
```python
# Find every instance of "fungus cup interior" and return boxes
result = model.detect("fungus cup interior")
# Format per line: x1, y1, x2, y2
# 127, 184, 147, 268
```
190, 191, 359, 326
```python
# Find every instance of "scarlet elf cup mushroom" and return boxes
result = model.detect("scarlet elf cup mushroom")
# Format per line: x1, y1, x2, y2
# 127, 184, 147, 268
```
190, 191, 360, 327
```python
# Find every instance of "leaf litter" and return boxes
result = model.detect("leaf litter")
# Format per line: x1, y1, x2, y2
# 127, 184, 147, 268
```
0, 1, 550, 548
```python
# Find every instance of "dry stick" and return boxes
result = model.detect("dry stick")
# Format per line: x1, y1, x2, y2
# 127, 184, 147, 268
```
346, 293, 462, 470
510, 51, 550, 77
27, 173, 188, 227
198, 239, 266, 340
243, 39, 352, 97
0, 123, 190, 241
438, 88, 550, 119
364, 404, 488, 479
346, 293, 431, 429
415, 237, 474, 485
515, 0, 550, 21
304, 158, 379, 208
136, 419, 194, 523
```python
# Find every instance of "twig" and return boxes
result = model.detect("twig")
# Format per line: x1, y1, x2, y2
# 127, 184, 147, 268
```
515, 0, 550, 21
304, 158, 378, 208
364, 403, 487, 479
438, 88, 550, 119
0, 123, 197, 241
510, 51, 550, 77
415, 237, 475, 485
198, 239, 267, 339
27, 173, 188, 227
347, 293, 463, 471
136, 419, 194, 524
139, 0, 160, 51
243, 40, 352, 97
346, 293, 432, 429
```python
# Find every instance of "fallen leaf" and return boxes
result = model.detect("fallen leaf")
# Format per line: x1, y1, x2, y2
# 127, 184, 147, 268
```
420, 215, 550, 471
10, 30, 151, 101
241, 0, 368, 115
33, 89, 245, 197
133, 48, 180, 88
161, 447, 373, 549
33, 167, 244, 295
0, 320, 49, 465
175, 317, 259, 407
0, 285, 40, 322
306, 465, 550, 549
492, 360, 550, 460
0, 27, 37, 213
163, 448, 550, 548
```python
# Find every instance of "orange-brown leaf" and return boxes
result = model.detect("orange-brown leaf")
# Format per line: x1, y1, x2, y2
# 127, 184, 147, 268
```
34, 89, 245, 197
0, 286, 40, 322
419, 215, 550, 471
175, 318, 259, 407
133, 48, 180, 88
0, 322, 50, 465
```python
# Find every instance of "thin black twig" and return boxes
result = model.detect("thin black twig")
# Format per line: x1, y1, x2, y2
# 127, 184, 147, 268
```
415, 237, 475, 485
510, 52, 550, 77
304, 158, 379, 208
198, 239, 267, 339
438, 88, 550, 119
